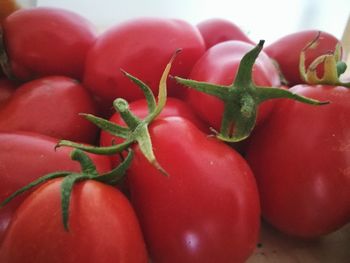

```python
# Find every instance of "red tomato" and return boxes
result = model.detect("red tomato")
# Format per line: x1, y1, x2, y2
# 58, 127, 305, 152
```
0, 178, 148, 263
100, 97, 208, 165
184, 40, 281, 131
0, 131, 111, 244
0, 78, 16, 107
197, 18, 255, 49
245, 85, 350, 238
127, 116, 260, 262
0, 76, 99, 143
264, 30, 341, 86
83, 17, 205, 108
1, 7, 97, 81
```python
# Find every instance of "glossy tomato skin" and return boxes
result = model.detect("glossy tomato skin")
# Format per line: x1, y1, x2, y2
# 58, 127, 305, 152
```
185, 40, 281, 131
0, 132, 111, 244
197, 18, 255, 49
127, 116, 260, 263
0, 76, 99, 143
0, 178, 148, 263
264, 30, 341, 86
246, 85, 350, 238
100, 97, 208, 165
2, 7, 97, 81
83, 17, 205, 106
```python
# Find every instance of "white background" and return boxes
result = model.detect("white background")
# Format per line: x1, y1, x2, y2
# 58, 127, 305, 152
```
32, 0, 350, 45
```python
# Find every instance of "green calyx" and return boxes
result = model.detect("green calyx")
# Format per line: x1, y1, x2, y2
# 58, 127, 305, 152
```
0, 149, 134, 231
175, 40, 328, 142
300, 32, 350, 87
58, 49, 181, 176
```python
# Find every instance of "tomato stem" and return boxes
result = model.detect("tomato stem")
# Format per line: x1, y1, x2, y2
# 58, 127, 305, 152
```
299, 35, 350, 87
58, 50, 180, 176
175, 40, 328, 142
0, 149, 134, 231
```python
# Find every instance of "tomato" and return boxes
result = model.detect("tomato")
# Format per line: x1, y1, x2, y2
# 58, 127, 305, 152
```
0, 131, 111, 244
100, 97, 208, 165
245, 84, 350, 238
184, 40, 281, 132
0, 78, 16, 107
196, 18, 255, 49
0, 178, 148, 263
1, 7, 97, 81
0, 76, 99, 143
83, 17, 205, 110
264, 30, 341, 87
127, 116, 260, 262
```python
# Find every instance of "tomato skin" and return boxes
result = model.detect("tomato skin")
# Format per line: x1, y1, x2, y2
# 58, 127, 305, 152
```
0, 76, 99, 143
0, 178, 148, 263
185, 40, 281, 131
197, 18, 255, 49
0, 131, 111, 244
245, 85, 350, 238
2, 7, 97, 81
264, 30, 341, 86
83, 17, 205, 106
127, 116, 260, 263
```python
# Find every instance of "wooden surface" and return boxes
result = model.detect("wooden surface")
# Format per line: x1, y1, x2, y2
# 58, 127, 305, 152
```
247, 221, 350, 263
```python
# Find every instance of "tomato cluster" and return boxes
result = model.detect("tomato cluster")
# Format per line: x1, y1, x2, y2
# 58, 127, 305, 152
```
0, 6, 349, 263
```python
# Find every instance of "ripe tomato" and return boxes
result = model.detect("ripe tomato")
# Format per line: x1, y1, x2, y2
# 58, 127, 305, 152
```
246, 84, 350, 238
1, 7, 97, 81
264, 30, 341, 86
184, 40, 281, 132
196, 18, 255, 49
127, 116, 260, 263
0, 76, 99, 143
83, 17, 205, 107
0, 131, 111, 244
0, 178, 148, 263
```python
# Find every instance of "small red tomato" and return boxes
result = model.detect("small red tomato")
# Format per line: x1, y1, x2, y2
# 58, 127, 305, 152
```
0, 131, 111, 244
127, 116, 260, 263
83, 17, 205, 106
246, 84, 350, 238
0, 178, 148, 263
185, 40, 280, 131
197, 18, 255, 49
1, 7, 97, 81
0, 76, 99, 143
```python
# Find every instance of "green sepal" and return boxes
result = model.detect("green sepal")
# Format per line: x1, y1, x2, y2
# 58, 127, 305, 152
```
95, 149, 134, 185
81, 113, 129, 139
0, 171, 71, 208
61, 173, 90, 231
175, 40, 328, 142
121, 69, 157, 113
57, 140, 133, 155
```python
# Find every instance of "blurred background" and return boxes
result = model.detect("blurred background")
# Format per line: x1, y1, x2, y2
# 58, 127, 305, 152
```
25, 0, 349, 45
